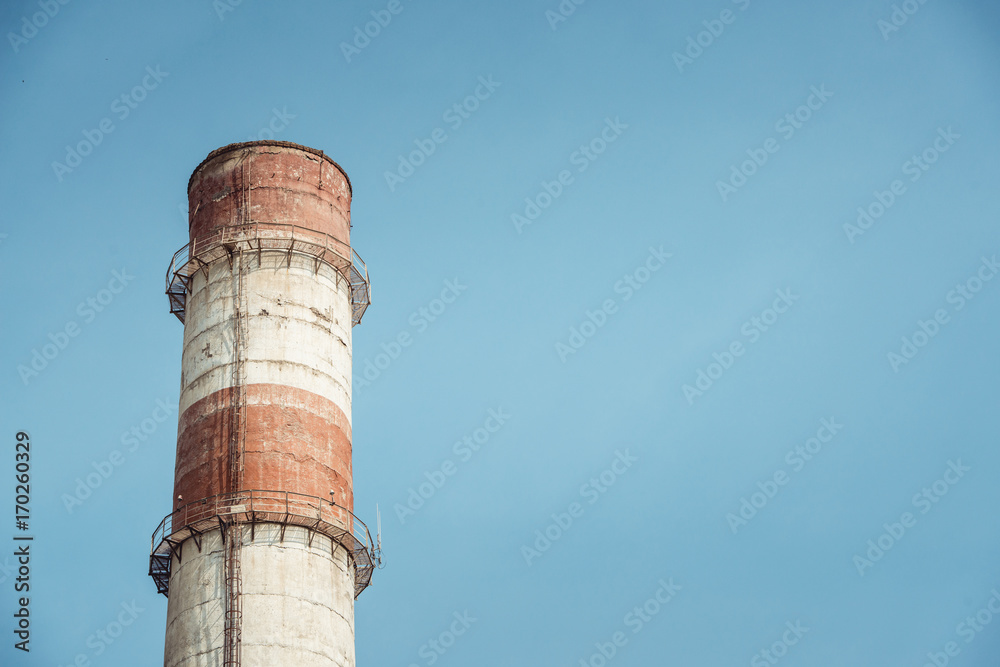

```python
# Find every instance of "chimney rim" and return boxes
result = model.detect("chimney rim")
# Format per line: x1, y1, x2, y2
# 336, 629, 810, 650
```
187, 140, 352, 196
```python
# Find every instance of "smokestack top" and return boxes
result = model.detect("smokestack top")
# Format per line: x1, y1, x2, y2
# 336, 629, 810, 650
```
186, 140, 353, 249
187, 140, 352, 195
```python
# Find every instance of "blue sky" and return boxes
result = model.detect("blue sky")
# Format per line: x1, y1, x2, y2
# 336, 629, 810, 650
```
2, 0, 1000, 665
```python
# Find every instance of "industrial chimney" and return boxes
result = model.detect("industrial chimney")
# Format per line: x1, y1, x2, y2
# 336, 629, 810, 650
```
148, 141, 378, 666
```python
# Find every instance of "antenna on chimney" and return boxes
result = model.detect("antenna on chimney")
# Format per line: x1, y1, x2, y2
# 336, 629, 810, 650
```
374, 504, 385, 568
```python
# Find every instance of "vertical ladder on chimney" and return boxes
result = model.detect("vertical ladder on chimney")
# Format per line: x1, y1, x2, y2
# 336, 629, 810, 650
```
223, 153, 252, 667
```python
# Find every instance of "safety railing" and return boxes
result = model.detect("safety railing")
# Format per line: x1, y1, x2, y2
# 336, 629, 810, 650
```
164, 222, 371, 326
148, 489, 376, 599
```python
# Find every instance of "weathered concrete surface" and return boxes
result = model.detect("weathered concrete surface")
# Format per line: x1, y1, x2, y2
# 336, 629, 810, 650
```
173, 252, 354, 510
179, 253, 353, 416
163, 525, 356, 667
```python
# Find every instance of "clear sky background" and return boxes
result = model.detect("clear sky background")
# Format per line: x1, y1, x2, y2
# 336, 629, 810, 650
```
2, 0, 1000, 665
